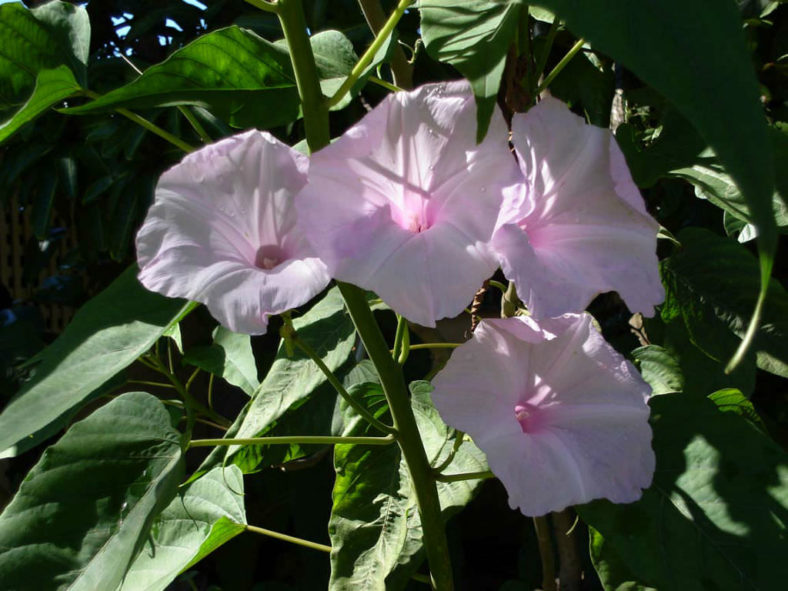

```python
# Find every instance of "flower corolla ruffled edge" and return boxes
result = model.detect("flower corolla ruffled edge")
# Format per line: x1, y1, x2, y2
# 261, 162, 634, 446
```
295, 80, 522, 328
136, 130, 330, 335
492, 95, 664, 319
431, 313, 655, 516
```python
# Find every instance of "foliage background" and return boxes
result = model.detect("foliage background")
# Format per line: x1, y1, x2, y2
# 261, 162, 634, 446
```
0, 0, 786, 589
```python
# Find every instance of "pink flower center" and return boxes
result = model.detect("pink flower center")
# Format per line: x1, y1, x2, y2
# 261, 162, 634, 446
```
514, 402, 543, 433
390, 195, 433, 233
254, 244, 287, 270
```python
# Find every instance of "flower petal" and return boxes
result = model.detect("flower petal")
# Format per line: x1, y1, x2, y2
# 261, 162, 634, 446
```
494, 96, 664, 318
431, 314, 654, 516
137, 130, 330, 334
297, 80, 520, 326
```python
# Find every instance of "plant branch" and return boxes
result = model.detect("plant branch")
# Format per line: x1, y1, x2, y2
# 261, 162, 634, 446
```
279, 6, 453, 583
537, 38, 585, 95
245, 524, 331, 552
534, 515, 557, 591
277, 0, 330, 152
338, 283, 455, 591
357, 0, 413, 88
189, 433, 396, 449
328, 0, 413, 107
292, 335, 397, 435
434, 470, 494, 483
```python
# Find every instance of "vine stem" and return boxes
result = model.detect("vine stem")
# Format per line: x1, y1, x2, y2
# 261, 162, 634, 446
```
328, 0, 413, 107
277, 0, 330, 152
280, 1, 453, 584
339, 283, 455, 591
536, 38, 585, 95
82, 89, 195, 152
357, 0, 414, 88
291, 333, 397, 435
189, 434, 396, 449
434, 470, 494, 483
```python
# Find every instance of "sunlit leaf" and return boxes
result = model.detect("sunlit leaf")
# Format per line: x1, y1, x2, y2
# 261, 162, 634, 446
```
0, 392, 185, 591
0, 266, 190, 456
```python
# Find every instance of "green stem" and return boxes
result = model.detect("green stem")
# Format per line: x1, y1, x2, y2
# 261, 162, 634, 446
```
339, 283, 454, 591
432, 430, 465, 473
533, 17, 560, 91
537, 38, 585, 95
177, 106, 212, 144
328, 0, 413, 107
281, 4, 453, 583
189, 434, 396, 449
244, 523, 432, 587
392, 315, 407, 360
357, 0, 414, 88
726, 253, 772, 373
488, 280, 508, 294
369, 75, 403, 93
434, 470, 494, 483
245, 524, 332, 552
406, 343, 461, 351
147, 355, 231, 429
292, 337, 397, 435
116, 107, 196, 153
277, 0, 330, 152
83, 91, 195, 152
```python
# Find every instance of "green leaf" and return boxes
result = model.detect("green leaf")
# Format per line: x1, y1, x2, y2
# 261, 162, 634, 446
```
670, 160, 787, 231
0, 0, 89, 110
589, 527, 656, 591
580, 393, 788, 590
0, 266, 190, 456
708, 388, 766, 431
533, 0, 776, 247
631, 345, 683, 395
420, 0, 524, 141
183, 326, 259, 396
307, 30, 357, 110
0, 65, 81, 145
661, 228, 788, 378
0, 392, 185, 591
198, 287, 357, 475
119, 465, 247, 591
643, 316, 755, 398
63, 26, 300, 129
328, 381, 487, 590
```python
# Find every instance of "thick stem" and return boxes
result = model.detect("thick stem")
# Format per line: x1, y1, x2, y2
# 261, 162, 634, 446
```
281, 3, 453, 583
533, 515, 557, 591
338, 284, 454, 590
552, 509, 582, 591
357, 0, 414, 88
277, 0, 330, 152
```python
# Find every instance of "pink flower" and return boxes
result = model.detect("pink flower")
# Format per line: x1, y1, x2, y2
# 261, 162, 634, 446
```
136, 130, 330, 335
431, 314, 654, 516
492, 96, 664, 318
295, 81, 521, 327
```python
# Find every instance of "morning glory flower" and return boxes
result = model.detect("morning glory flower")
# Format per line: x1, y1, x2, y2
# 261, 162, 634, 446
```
492, 96, 664, 318
136, 130, 330, 335
295, 80, 521, 327
431, 314, 654, 516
